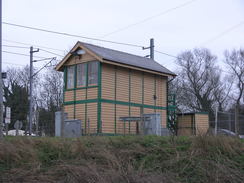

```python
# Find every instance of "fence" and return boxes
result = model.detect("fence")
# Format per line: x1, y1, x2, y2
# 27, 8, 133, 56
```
209, 110, 244, 135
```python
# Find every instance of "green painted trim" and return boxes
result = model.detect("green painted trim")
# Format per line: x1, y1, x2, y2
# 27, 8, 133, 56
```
97, 62, 102, 133
73, 65, 77, 118
129, 69, 131, 133
63, 67, 67, 103
65, 85, 98, 91
114, 66, 117, 134
101, 99, 167, 110
142, 72, 144, 105
64, 99, 98, 105
154, 75, 156, 113
85, 63, 88, 134
65, 98, 167, 110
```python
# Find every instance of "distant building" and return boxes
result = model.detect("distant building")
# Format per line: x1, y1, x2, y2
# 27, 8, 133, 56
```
56, 42, 176, 135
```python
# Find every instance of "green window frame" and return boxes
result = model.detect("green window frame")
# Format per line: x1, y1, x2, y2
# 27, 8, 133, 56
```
66, 65, 75, 89
88, 61, 98, 86
77, 63, 86, 87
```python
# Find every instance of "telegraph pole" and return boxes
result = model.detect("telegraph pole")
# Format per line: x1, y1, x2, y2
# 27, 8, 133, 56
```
143, 38, 155, 60
0, 0, 3, 139
150, 38, 154, 60
29, 46, 39, 135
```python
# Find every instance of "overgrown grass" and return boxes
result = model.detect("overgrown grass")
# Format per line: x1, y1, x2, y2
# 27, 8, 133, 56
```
0, 135, 243, 183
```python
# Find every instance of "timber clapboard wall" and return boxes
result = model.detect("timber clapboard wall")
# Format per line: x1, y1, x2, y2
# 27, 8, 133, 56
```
177, 113, 209, 136
56, 41, 176, 135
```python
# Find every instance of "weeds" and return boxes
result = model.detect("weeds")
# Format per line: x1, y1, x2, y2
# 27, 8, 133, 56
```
0, 135, 243, 183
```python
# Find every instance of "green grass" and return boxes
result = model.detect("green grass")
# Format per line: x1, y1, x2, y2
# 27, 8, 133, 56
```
0, 135, 243, 183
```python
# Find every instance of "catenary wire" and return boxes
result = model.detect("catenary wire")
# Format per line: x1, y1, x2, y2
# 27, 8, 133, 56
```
100, 0, 198, 38
2, 50, 46, 59
2, 44, 63, 57
201, 20, 244, 45
2, 45, 29, 49
3, 39, 65, 52
38, 48, 63, 57
3, 22, 144, 48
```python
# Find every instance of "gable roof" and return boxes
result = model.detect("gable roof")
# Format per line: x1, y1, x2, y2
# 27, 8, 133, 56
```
56, 41, 176, 76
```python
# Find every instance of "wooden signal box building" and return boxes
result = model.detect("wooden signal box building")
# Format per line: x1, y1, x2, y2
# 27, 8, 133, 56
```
56, 42, 176, 135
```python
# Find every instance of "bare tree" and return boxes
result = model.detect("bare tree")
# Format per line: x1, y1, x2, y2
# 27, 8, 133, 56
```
174, 48, 230, 119
38, 67, 63, 136
225, 49, 244, 105
224, 49, 244, 134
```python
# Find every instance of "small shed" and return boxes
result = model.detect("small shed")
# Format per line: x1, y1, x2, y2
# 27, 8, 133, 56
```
177, 112, 209, 136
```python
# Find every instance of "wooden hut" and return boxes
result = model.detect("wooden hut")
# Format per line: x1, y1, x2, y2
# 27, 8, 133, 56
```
177, 112, 209, 136
55, 42, 176, 135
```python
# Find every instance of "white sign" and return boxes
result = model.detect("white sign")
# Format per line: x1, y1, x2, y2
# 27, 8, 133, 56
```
6, 107, 11, 119
5, 118, 10, 124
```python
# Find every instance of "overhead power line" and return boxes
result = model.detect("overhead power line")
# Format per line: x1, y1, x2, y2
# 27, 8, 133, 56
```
3, 39, 65, 52
101, 0, 198, 38
3, 22, 144, 48
39, 48, 63, 57
201, 20, 244, 45
2, 44, 29, 49
2, 50, 46, 59
155, 50, 180, 60
3, 61, 25, 66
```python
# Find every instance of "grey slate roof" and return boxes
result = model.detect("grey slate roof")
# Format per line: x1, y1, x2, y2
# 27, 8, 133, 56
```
80, 42, 176, 76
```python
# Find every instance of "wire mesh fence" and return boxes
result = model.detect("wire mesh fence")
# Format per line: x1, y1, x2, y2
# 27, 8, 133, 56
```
209, 111, 244, 135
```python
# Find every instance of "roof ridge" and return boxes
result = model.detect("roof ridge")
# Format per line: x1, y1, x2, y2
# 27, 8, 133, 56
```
78, 41, 155, 62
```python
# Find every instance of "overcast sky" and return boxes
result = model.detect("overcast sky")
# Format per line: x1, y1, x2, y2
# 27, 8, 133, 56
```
2, 0, 244, 71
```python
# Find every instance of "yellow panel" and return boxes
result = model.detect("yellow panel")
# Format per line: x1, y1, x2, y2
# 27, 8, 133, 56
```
178, 115, 193, 127
131, 71, 142, 104
116, 104, 129, 134
64, 105, 74, 119
161, 78, 167, 107
130, 106, 141, 134
76, 89, 86, 101
65, 52, 96, 66
195, 114, 209, 135
75, 104, 86, 130
101, 103, 115, 133
116, 68, 129, 102
87, 103, 97, 134
144, 73, 154, 105
143, 108, 154, 114
87, 88, 98, 99
64, 91, 74, 102
102, 64, 115, 100
177, 114, 193, 136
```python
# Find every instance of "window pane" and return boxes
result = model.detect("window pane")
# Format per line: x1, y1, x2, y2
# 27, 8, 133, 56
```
77, 63, 86, 87
88, 61, 98, 85
67, 66, 75, 89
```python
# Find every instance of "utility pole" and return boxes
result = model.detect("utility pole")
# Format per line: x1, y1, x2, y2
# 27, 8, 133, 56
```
0, 0, 3, 139
150, 38, 154, 60
29, 46, 39, 135
143, 38, 155, 60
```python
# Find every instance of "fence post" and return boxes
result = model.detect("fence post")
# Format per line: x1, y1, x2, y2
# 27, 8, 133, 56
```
214, 105, 218, 136
235, 105, 239, 135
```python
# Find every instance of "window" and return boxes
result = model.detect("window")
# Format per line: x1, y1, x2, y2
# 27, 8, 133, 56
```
88, 61, 98, 85
77, 63, 86, 87
66, 66, 75, 89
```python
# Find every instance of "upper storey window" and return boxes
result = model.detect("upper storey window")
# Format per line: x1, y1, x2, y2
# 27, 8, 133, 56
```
66, 65, 75, 89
